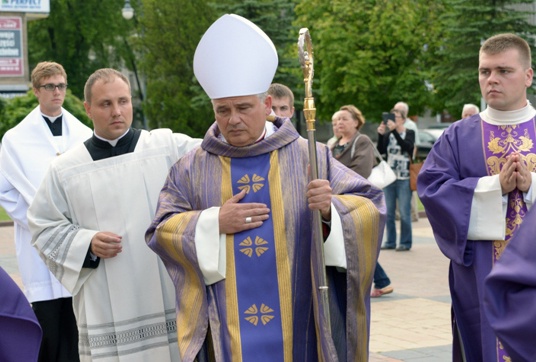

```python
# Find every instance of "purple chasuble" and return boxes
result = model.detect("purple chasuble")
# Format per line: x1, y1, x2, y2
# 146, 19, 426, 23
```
0, 267, 42, 361
417, 114, 536, 362
484, 204, 536, 361
481, 120, 536, 254
146, 118, 385, 362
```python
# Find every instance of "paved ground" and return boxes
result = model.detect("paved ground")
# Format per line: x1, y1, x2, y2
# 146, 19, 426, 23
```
369, 215, 452, 361
0, 216, 453, 361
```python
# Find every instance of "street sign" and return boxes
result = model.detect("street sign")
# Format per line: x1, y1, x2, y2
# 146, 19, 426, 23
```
0, 0, 50, 14
0, 17, 23, 77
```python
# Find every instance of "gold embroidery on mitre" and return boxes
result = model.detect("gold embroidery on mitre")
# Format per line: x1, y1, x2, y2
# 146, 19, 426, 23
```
244, 303, 275, 326
237, 173, 265, 194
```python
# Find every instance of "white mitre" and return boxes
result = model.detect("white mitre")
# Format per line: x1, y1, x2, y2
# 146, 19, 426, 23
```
194, 14, 278, 99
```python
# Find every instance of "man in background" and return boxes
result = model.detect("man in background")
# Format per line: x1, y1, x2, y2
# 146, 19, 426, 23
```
393, 101, 419, 222
267, 82, 295, 118
0, 61, 92, 361
462, 103, 480, 119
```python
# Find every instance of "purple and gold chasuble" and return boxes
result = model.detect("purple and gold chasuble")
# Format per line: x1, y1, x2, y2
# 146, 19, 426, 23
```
482, 121, 536, 251
146, 118, 385, 362
418, 111, 536, 362
482, 120, 536, 361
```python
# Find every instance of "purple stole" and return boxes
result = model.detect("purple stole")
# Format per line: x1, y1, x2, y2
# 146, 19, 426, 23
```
482, 118, 536, 360
221, 152, 293, 361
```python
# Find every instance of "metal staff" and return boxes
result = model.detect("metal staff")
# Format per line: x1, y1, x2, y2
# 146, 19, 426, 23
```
298, 28, 331, 328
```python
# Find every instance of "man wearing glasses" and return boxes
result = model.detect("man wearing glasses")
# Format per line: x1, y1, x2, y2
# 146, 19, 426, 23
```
0, 61, 92, 361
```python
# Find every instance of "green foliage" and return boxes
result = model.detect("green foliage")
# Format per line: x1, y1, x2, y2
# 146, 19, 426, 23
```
23, 0, 536, 134
136, 0, 215, 136
0, 206, 10, 221
137, 0, 300, 137
28, 0, 132, 100
208, 0, 303, 130
0, 91, 91, 141
294, 0, 444, 122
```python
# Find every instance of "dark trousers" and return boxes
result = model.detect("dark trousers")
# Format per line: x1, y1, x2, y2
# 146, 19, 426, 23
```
373, 262, 391, 289
32, 297, 79, 362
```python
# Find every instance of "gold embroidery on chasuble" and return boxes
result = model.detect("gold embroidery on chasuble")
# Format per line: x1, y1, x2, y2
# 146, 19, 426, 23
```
220, 152, 293, 361
244, 304, 276, 326
485, 124, 536, 260
237, 173, 265, 193
498, 340, 512, 362
239, 236, 270, 257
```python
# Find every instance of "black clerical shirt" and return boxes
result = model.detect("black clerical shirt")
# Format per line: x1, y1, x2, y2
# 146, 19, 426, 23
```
43, 115, 63, 136
84, 128, 142, 161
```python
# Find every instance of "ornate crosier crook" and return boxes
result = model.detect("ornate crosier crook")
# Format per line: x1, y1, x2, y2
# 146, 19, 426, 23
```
298, 28, 331, 329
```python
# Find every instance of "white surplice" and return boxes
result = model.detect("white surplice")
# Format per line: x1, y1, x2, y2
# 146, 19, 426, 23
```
0, 105, 92, 302
28, 129, 201, 361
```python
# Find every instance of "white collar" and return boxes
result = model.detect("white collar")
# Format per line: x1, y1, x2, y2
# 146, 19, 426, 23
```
94, 128, 130, 147
41, 112, 63, 123
481, 101, 536, 125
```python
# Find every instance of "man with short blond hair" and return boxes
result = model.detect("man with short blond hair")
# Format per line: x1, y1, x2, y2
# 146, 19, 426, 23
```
418, 33, 536, 361
0, 61, 92, 361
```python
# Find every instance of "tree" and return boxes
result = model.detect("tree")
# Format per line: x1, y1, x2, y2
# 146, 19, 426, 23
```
134, 0, 215, 135
430, 0, 536, 117
294, 0, 445, 122
27, 0, 133, 100
137, 0, 300, 136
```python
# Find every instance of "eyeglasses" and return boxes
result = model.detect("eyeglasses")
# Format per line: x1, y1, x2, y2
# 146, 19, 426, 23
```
39, 83, 68, 92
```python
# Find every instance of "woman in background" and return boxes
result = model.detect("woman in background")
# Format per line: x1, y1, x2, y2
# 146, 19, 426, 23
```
330, 105, 393, 298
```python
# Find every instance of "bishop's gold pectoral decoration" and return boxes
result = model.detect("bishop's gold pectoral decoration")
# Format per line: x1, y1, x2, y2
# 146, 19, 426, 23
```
244, 303, 275, 326
237, 174, 265, 193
